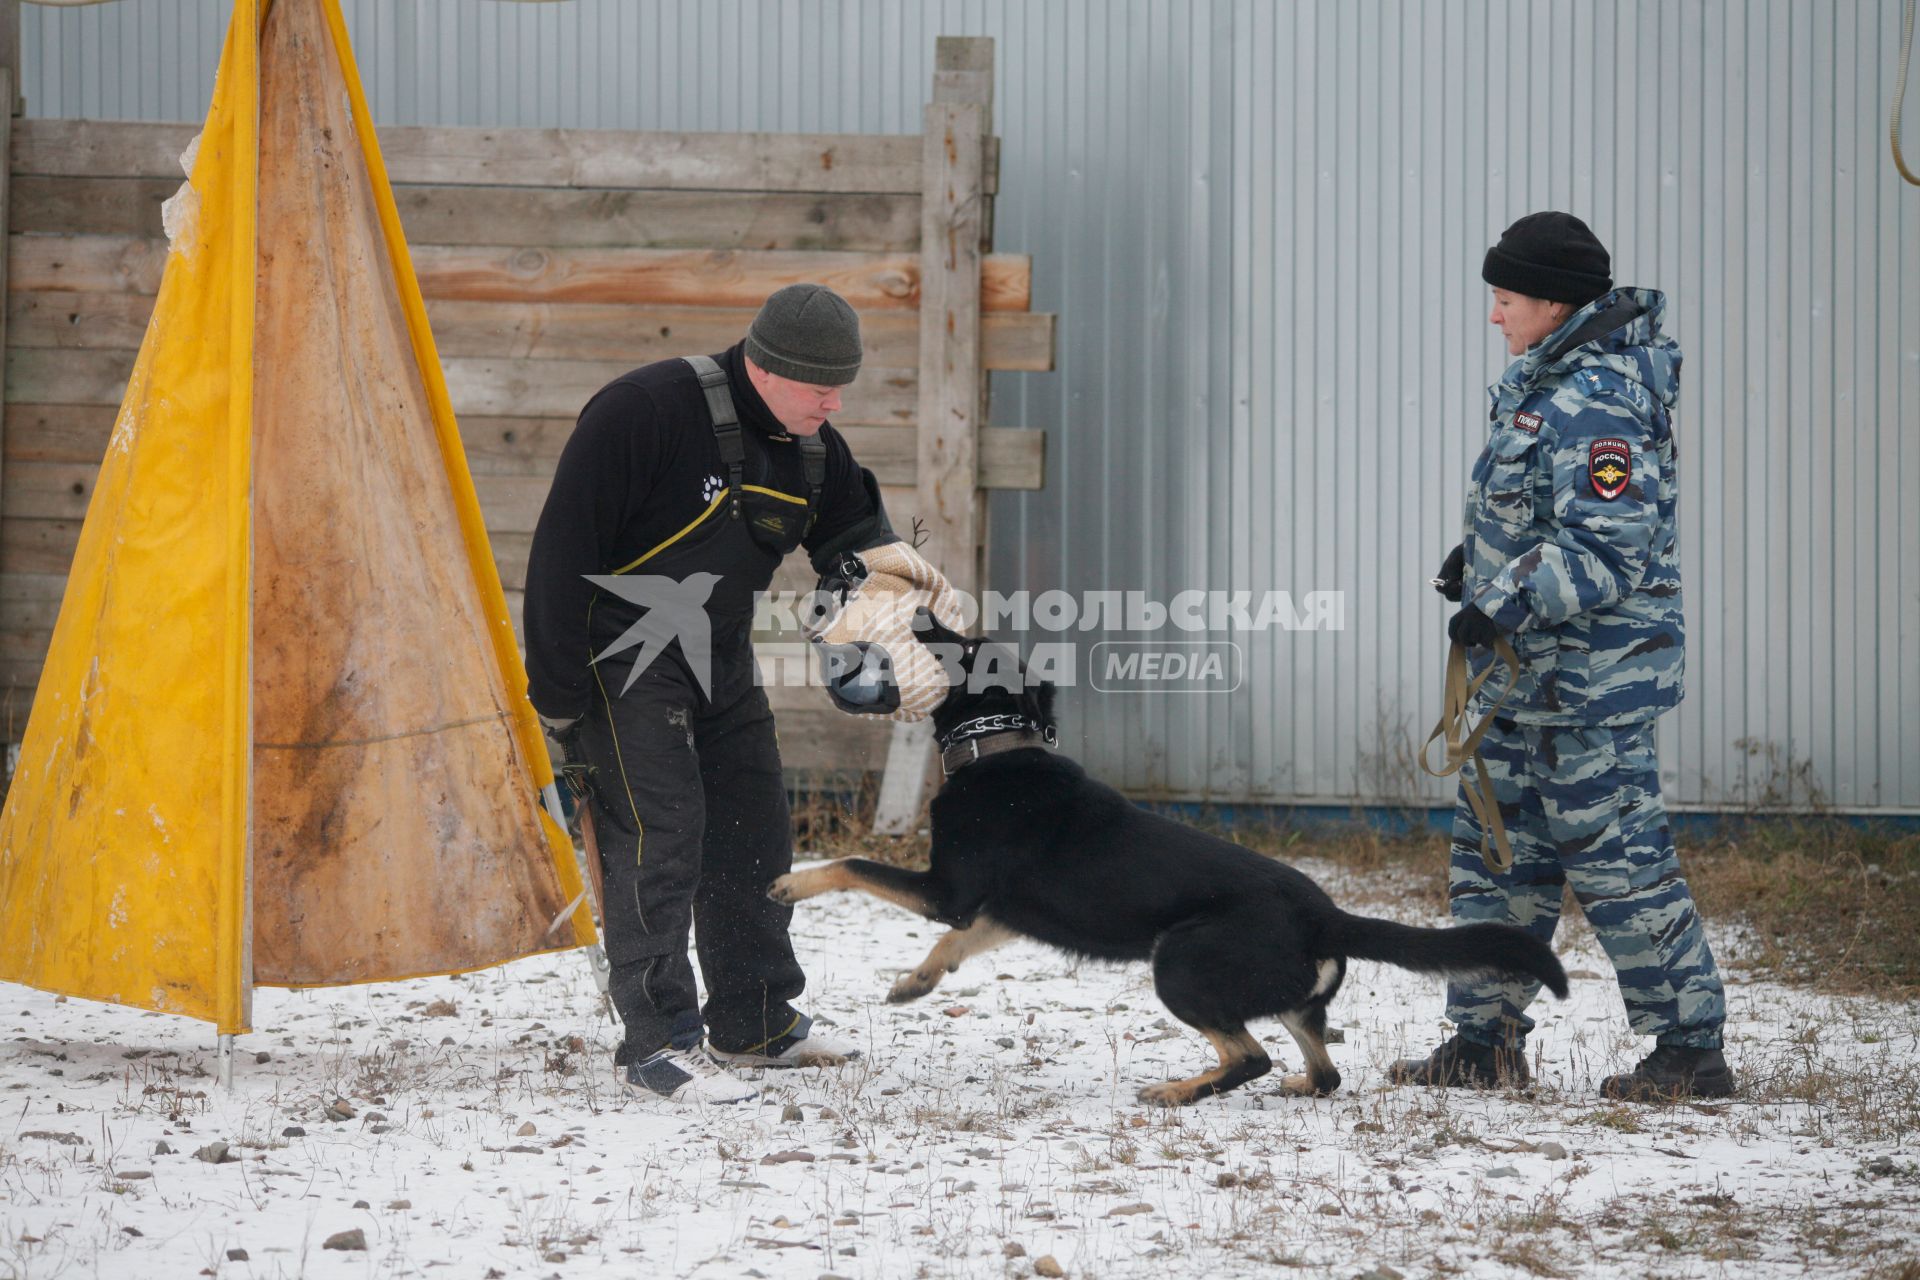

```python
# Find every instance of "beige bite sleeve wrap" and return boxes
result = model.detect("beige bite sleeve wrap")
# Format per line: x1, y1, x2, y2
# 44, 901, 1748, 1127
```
810, 540, 965, 722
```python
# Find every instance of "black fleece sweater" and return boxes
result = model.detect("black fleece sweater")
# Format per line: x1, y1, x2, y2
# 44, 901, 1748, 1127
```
522, 342, 880, 720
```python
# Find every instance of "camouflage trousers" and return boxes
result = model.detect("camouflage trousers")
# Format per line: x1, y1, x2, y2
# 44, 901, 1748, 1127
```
1446, 718, 1725, 1049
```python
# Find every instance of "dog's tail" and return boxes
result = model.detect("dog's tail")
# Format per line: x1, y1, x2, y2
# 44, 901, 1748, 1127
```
1323, 910, 1569, 998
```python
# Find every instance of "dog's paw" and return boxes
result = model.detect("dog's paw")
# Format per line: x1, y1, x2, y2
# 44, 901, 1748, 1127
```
1277, 1071, 1340, 1098
886, 969, 939, 1004
766, 872, 809, 905
768, 863, 847, 905
1135, 1081, 1198, 1108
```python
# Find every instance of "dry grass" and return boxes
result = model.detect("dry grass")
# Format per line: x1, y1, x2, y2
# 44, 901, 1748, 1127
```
1680, 818, 1920, 998
789, 778, 930, 867
1862, 1260, 1920, 1280
798, 790, 1920, 1003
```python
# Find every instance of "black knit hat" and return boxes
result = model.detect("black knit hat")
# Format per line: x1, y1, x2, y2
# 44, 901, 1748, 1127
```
745, 283, 864, 386
1482, 212, 1613, 305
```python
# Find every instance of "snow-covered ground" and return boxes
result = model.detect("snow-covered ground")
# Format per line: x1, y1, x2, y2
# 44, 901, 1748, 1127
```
3, 858, 1916, 1280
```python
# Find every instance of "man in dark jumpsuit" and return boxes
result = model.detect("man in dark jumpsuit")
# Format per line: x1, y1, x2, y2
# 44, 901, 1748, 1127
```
525, 285, 897, 1104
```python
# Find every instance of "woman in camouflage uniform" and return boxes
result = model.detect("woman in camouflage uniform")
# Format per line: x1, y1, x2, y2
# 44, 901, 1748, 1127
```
1393, 213, 1733, 1102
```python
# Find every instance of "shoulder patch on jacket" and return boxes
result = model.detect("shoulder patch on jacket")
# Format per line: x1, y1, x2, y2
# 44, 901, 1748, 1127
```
1512, 410, 1544, 435
1589, 437, 1632, 500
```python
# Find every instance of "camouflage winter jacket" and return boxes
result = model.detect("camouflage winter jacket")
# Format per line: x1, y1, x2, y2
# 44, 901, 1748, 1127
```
1462, 287, 1685, 726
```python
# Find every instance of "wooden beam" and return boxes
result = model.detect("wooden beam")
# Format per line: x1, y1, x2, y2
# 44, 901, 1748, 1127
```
4, 290, 154, 350
7, 235, 1034, 313
0, 516, 81, 575
770, 707, 892, 773
11, 175, 925, 252
7, 366, 1040, 476
0, 405, 120, 463
876, 36, 995, 836
397, 185, 923, 251
934, 35, 997, 251
5, 235, 171, 295
12, 118, 1002, 196
490, 532, 531, 592
5, 289, 1057, 372
440, 358, 914, 425
0, 415, 1044, 511
913, 125, 987, 583
407, 244, 1031, 311
2, 347, 919, 425
415, 299, 1054, 370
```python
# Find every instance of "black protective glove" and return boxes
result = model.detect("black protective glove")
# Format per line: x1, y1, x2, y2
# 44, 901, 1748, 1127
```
1433, 544, 1465, 602
1447, 603, 1501, 649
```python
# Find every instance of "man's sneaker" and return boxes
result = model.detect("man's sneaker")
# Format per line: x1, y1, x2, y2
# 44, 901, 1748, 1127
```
708, 1013, 860, 1069
1388, 1033, 1530, 1088
1599, 1045, 1734, 1103
620, 1043, 757, 1105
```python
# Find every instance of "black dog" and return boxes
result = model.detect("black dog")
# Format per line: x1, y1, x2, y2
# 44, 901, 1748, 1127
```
770, 612, 1568, 1106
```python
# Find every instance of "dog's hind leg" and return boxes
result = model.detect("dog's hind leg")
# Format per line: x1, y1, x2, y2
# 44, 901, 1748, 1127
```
1277, 1000, 1342, 1097
1136, 1026, 1271, 1107
888, 916, 1017, 1004
1139, 918, 1274, 1105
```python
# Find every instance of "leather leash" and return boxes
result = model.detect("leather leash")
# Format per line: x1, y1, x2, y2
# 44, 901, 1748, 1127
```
578, 806, 609, 917
1419, 637, 1521, 873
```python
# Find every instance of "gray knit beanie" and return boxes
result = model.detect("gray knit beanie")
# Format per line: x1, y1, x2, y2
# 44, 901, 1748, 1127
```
744, 284, 864, 386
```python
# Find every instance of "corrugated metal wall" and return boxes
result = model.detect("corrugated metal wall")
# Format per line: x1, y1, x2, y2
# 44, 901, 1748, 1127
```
19, 0, 1920, 811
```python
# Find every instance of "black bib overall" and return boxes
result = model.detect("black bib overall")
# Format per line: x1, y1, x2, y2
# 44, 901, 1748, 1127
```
574, 356, 824, 1059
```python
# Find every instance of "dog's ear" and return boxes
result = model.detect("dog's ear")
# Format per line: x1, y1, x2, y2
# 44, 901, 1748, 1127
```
1021, 677, 1058, 728
911, 605, 969, 688
911, 606, 965, 648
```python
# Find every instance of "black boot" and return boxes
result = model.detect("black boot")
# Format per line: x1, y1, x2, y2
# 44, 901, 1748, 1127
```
1599, 1045, 1734, 1102
1388, 1033, 1530, 1088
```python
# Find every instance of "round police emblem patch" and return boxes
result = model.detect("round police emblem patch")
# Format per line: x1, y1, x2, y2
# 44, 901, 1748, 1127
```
1589, 438, 1632, 500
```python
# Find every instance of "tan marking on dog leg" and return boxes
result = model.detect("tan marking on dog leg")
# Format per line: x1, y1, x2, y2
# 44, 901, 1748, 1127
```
888, 916, 1017, 1004
1136, 1028, 1270, 1107
840, 876, 940, 919
1278, 1011, 1342, 1096
767, 861, 859, 904
770, 859, 942, 919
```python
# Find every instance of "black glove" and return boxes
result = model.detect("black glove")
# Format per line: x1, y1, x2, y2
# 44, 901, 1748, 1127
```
1447, 604, 1501, 648
1433, 544, 1465, 602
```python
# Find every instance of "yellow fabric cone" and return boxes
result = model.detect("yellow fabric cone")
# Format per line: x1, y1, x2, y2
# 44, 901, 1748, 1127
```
0, 0, 595, 1034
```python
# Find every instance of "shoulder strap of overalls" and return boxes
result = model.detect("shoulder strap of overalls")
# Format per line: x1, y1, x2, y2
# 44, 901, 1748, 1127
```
797, 435, 826, 530
684, 354, 744, 520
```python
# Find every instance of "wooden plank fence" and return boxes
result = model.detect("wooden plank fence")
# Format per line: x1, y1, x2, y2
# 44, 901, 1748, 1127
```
0, 35, 1051, 781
